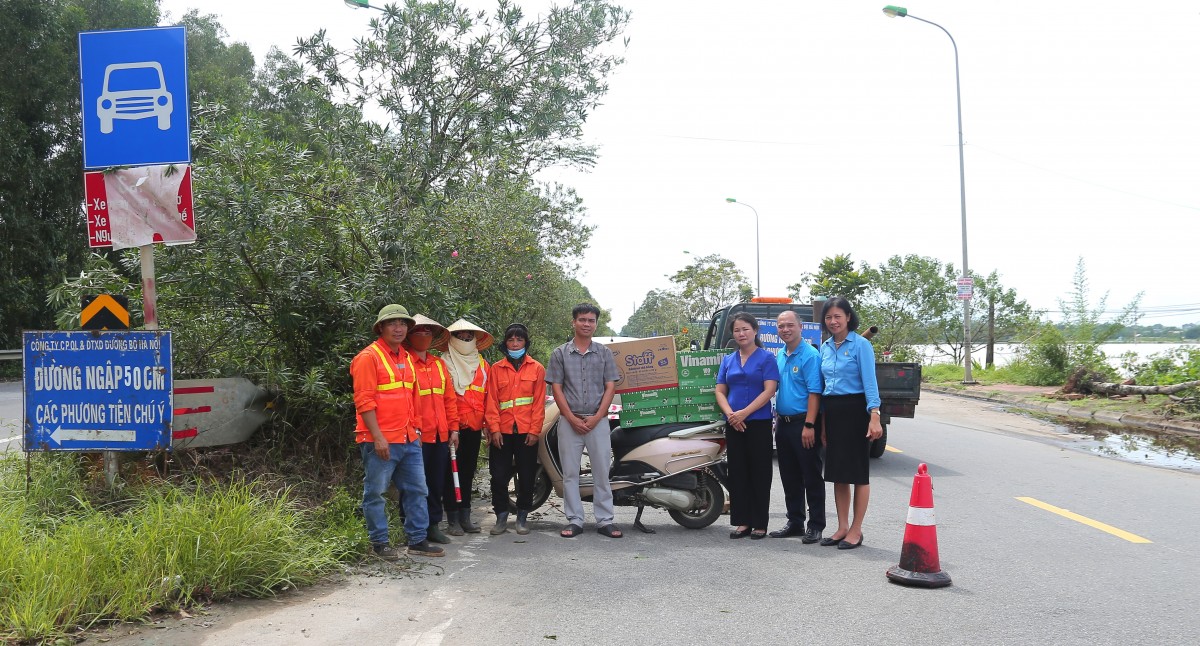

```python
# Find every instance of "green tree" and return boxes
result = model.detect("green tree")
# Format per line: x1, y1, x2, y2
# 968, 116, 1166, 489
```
294, 0, 630, 203
622, 289, 690, 347
0, 0, 159, 347
974, 270, 1040, 367
787, 253, 871, 303
859, 255, 956, 360
669, 254, 751, 322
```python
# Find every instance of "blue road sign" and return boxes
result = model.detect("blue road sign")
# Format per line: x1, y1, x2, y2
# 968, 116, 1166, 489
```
79, 26, 190, 169
23, 331, 173, 452
756, 319, 823, 356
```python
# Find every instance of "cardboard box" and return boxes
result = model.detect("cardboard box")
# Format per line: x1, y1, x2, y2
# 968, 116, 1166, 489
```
677, 383, 718, 405
619, 387, 680, 411
608, 336, 678, 394
618, 406, 679, 428
676, 350, 728, 386
677, 402, 722, 422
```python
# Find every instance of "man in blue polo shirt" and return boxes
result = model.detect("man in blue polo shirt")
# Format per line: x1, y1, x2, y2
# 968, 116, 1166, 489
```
769, 310, 825, 543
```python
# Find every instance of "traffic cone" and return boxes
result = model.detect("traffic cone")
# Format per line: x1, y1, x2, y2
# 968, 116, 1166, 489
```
886, 463, 952, 588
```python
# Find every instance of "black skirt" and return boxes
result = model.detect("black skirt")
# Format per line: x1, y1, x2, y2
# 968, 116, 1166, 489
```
823, 393, 870, 485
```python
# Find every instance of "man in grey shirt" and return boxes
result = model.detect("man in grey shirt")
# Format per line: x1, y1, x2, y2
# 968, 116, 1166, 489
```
546, 303, 622, 538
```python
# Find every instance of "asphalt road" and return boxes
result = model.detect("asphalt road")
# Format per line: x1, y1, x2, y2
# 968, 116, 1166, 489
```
91, 392, 1199, 646
0, 381, 21, 451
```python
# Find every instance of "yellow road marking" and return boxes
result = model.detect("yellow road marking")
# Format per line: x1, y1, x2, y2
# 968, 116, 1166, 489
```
1016, 497, 1151, 543
885, 445, 903, 453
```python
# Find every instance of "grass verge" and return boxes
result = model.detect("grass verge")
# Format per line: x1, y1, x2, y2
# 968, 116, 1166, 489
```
0, 452, 364, 643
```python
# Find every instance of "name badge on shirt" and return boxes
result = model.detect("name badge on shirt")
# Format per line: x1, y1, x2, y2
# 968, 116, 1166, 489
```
792, 366, 798, 373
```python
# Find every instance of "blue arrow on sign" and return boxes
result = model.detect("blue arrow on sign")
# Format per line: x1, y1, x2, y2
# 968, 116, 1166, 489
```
79, 26, 191, 169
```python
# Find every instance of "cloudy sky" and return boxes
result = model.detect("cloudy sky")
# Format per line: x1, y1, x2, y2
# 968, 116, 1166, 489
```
159, 0, 1200, 329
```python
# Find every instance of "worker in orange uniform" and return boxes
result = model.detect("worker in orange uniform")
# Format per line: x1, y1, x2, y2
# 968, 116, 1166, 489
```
350, 304, 443, 559
438, 319, 495, 536
484, 323, 547, 536
404, 314, 459, 545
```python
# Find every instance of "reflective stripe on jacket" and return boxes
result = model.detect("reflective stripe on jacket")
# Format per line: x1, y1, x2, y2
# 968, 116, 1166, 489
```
454, 357, 489, 430
351, 339, 419, 444
484, 357, 547, 436
412, 352, 459, 443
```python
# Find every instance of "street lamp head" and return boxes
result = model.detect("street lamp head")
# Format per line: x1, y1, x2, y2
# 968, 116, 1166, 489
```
882, 5, 908, 17
725, 197, 737, 203
344, 0, 370, 9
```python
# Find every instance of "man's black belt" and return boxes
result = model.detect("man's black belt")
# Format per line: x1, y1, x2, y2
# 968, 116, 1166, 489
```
778, 414, 808, 423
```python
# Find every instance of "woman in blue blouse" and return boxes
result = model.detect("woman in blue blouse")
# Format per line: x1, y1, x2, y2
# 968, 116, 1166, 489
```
716, 313, 780, 540
818, 297, 882, 550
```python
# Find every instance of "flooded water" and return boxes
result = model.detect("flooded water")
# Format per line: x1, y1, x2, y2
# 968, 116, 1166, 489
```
919, 342, 1193, 374
1058, 421, 1200, 472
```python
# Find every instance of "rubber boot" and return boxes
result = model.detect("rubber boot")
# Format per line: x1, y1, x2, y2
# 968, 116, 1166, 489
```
446, 511, 464, 536
460, 507, 481, 534
516, 510, 530, 535
490, 512, 509, 535
427, 523, 452, 544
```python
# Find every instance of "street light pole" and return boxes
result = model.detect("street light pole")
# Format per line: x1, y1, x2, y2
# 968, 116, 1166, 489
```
882, 5, 975, 383
343, 0, 386, 11
724, 198, 760, 297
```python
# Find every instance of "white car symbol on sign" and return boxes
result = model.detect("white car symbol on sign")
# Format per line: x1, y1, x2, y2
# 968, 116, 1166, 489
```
97, 61, 173, 134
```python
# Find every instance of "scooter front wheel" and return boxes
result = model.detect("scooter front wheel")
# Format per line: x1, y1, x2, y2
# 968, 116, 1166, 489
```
668, 473, 725, 529
507, 466, 552, 513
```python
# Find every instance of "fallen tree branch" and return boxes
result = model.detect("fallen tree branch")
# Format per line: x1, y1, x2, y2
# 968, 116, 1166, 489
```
1083, 379, 1200, 396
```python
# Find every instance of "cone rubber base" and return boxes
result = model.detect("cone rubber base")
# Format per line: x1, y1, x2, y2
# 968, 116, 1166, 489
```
886, 565, 952, 588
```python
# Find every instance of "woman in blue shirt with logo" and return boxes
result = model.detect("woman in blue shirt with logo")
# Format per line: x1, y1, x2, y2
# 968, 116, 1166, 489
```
716, 312, 780, 540
818, 297, 882, 550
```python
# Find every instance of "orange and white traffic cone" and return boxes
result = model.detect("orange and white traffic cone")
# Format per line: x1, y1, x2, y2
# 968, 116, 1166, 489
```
886, 463, 952, 588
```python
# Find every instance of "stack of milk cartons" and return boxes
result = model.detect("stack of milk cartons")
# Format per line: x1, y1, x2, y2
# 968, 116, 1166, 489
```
674, 349, 729, 423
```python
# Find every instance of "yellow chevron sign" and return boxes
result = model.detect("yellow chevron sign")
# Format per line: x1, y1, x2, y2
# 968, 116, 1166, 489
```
81, 294, 130, 330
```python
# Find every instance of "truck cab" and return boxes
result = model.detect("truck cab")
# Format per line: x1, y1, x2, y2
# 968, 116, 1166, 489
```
700, 298, 921, 458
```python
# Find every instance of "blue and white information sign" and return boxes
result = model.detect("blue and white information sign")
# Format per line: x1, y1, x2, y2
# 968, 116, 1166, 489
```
23, 331, 173, 452
756, 318, 823, 356
79, 26, 190, 169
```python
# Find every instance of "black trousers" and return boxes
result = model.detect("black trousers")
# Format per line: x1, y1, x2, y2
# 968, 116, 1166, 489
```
775, 416, 826, 532
726, 418, 774, 529
489, 433, 539, 514
421, 438, 449, 524
443, 428, 483, 511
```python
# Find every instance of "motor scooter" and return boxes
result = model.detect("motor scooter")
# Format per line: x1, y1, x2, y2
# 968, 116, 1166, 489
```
519, 402, 729, 533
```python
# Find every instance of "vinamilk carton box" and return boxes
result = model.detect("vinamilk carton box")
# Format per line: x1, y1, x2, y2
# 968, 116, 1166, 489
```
676, 350, 729, 386
677, 383, 718, 405
677, 402, 722, 423
608, 336, 678, 394
619, 387, 680, 411
618, 406, 679, 429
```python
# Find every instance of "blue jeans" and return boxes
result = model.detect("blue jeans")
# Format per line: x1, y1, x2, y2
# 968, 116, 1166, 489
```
361, 441, 429, 546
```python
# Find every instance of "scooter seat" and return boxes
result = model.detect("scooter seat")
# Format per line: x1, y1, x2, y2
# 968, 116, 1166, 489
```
610, 422, 713, 461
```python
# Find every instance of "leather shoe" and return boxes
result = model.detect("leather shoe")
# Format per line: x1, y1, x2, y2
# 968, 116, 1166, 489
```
801, 528, 822, 544
837, 535, 864, 550
730, 527, 752, 539
768, 522, 804, 538
819, 535, 845, 547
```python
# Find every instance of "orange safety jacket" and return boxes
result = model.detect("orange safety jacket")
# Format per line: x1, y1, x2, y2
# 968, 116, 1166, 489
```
351, 339, 419, 444
484, 356, 547, 436
411, 352, 459, 443
453, 357, 490, 431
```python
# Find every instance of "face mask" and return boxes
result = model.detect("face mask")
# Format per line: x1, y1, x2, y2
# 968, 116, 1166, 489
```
408, 335, 433, 352
506, 347, 526, 360
449, 336, 477, 355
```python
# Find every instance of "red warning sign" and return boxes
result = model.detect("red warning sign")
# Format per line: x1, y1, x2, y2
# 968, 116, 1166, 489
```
85, 165, 196, 249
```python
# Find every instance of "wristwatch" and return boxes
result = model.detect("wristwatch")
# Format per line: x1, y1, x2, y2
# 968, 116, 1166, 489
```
803, 421, 815, 429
